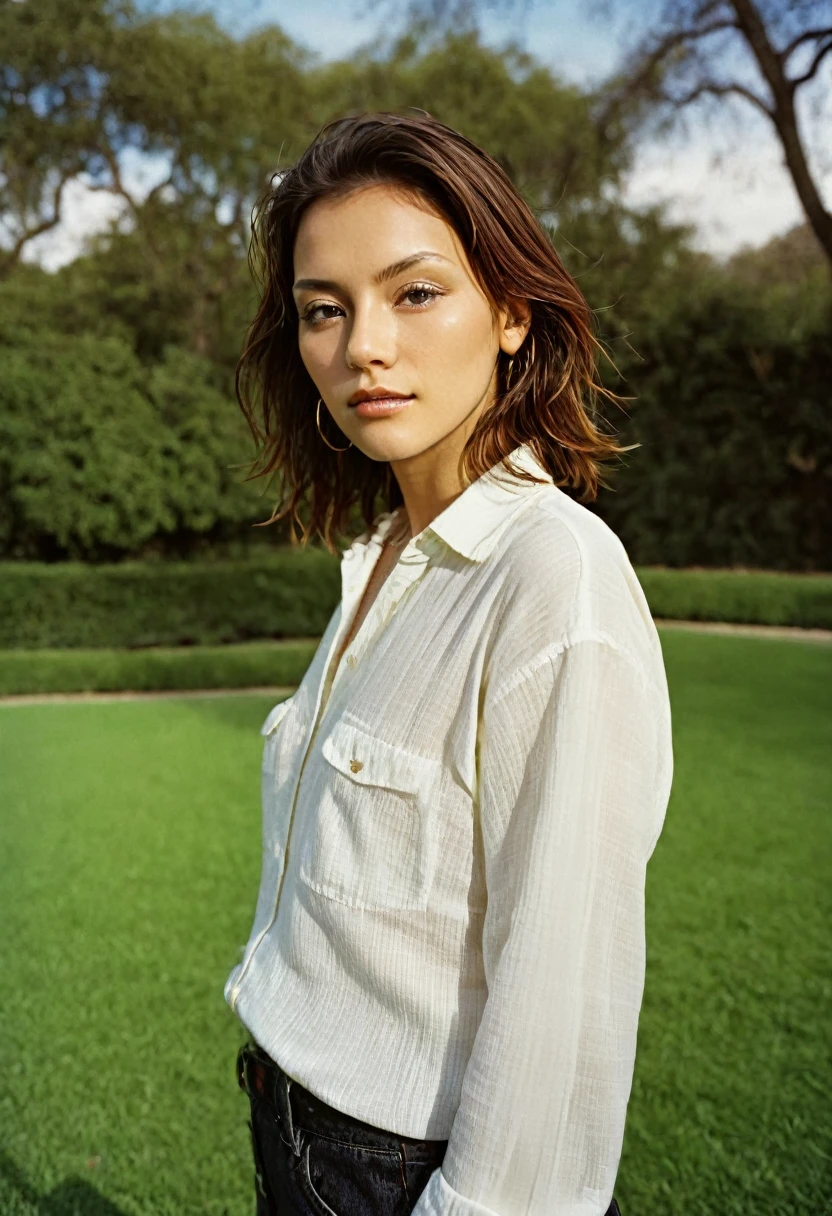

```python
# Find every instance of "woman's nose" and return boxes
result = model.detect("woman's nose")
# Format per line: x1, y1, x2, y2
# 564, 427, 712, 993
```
344, 304, 396, 369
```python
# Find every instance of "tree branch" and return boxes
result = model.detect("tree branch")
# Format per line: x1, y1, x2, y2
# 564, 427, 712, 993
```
790, 37, 832, 90
729, 0, 783, 99
665, 78, 773, 117
781, 27, 832, 62
598, 0, 832, 267
94, 144, 141, 215
630, 17, 740, 81
144, 173, 176, 206
0, 170, 74, 276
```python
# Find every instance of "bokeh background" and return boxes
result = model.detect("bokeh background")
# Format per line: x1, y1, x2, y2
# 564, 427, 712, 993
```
1, 1, 830, 1213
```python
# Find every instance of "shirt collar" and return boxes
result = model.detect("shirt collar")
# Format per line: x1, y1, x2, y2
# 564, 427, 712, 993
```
368, 441, 554, 565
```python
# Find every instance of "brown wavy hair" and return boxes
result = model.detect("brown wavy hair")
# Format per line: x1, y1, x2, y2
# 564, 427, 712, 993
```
236, 108, 633, 555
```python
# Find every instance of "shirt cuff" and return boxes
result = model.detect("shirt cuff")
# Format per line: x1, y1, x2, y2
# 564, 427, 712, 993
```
411, 1165, 616, 1216
410, 1168, 499, 1216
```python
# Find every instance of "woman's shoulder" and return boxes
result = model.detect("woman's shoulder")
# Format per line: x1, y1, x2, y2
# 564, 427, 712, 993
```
488, 484, 660, 677
505, 482, 630, 570
496, 483, 635, 594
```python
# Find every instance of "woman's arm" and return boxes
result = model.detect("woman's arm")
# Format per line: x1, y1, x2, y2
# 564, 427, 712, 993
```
412, 635, 673, 1216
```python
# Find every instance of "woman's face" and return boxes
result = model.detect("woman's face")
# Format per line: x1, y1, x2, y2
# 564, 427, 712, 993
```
292, 183, 528, 466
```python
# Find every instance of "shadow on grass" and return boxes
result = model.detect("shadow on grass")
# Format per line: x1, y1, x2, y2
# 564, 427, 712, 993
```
0, 1151, 130, 1216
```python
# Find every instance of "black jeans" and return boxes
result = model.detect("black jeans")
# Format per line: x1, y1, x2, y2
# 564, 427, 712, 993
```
236, 1040, 623, 1215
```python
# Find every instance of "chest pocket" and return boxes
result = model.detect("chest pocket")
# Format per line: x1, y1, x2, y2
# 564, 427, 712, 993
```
260, 695, 300, 858
298, 713, 441, 912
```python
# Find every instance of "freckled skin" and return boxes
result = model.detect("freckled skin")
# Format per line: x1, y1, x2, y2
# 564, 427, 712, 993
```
292, 183, 531, 538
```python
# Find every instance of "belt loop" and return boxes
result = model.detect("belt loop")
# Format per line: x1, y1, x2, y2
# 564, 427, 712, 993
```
276, 1068, 302, 1157
399, 1142, 409, 1201
238, 1042, 253, 1093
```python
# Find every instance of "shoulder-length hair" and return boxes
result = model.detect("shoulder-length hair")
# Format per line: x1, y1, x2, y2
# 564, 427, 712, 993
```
236, 108, 631, 555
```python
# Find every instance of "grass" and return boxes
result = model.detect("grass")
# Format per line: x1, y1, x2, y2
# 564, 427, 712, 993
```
0, 629, 829, 1215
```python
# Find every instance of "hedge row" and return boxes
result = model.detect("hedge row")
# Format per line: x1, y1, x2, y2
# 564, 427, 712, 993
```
0, 551, 342, 650
1, 624, 828, 697
635, 568, 832, 630
1, 557, 830, 654
0, 640, 318, 697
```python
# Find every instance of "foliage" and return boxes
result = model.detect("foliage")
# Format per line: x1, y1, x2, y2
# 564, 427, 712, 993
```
594, 266, 832, 571
0, 639, 316, 696
310, 28, 626, 215
0, 3, 829, 568
0, 329, 273, 561
1, 5, 618, 366
0, 0, 312, 270
0, 550, 342, 649
723, 222, 826, 289
635, 567, 832, 629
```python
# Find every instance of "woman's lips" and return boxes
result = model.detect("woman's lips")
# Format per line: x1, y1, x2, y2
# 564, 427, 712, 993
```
351, 395, 414, 418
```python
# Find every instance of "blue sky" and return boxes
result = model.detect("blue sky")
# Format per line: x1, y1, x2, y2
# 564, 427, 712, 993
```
201, 0, 626, 87
23, 0, 832, 269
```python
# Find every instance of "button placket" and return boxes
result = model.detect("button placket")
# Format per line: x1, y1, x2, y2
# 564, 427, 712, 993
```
327, 540, 432, 705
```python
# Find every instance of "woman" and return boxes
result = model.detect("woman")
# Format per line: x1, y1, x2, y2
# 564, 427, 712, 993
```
225, 109, 673, 1216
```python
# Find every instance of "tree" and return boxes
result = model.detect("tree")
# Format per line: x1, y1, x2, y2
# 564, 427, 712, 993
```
3, 2, 632, 370
0, 326, 270, 561
312, 26, 626, 226
0, 0, 313, 323
599, 0, 832, 269
361, 0, 832, 268
724, 220, 826, 288
592, 264, 832, 571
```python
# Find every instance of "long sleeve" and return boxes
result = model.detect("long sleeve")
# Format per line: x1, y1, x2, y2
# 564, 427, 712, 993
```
411, 635, 672, 1216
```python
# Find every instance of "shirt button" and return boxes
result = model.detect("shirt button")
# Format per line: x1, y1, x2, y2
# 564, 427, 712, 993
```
349, 759, 363, 772
346, 654, 357, 668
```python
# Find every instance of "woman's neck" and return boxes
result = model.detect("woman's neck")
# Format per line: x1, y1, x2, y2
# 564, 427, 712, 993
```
387, 506, 412, 548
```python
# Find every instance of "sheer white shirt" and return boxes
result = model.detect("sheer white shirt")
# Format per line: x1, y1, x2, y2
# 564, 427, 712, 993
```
224, 441, 674, 1215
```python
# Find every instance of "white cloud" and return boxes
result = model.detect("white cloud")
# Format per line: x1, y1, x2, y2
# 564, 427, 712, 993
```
622, 97, 831, 256
18, 179, 129, 272
624, 131, 805, 257
18, 148, 172, 272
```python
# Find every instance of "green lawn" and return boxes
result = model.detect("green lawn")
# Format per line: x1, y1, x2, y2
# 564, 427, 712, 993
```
0, 630, 830, 1216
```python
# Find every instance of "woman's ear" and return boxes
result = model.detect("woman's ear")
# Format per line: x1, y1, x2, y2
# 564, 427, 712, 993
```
498, 295, 532, 356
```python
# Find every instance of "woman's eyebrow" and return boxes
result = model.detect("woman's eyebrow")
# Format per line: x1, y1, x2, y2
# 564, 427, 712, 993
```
293, 251, 453, 294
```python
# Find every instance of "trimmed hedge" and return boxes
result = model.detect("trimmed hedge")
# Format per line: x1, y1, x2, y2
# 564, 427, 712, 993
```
1, 622, 828, 698
0, 551, 342, 650
0, 640, 318, 697
637, 568, 832, 630
0, 557, 830, 656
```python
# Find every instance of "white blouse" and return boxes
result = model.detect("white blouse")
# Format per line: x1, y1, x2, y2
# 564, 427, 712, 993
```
224, 441, 674, 1215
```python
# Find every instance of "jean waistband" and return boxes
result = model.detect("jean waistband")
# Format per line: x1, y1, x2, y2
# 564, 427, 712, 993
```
237, 1041, 448, 1165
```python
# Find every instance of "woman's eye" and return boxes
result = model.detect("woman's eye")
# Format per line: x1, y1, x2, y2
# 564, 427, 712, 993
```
301, 285, 442, 326
402, 286, 441, 307
302, 304, 340, 325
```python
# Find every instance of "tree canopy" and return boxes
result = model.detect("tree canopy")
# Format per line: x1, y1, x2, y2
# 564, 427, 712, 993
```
0, 0, 828, 569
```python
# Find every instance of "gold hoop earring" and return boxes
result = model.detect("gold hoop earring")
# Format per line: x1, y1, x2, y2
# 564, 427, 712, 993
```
316, 398, 352, 452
